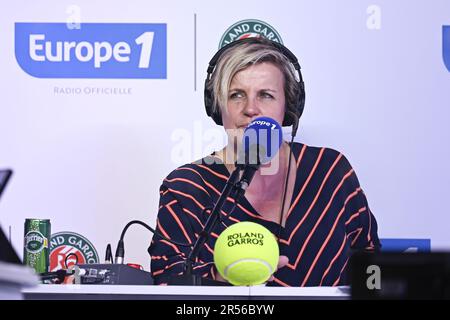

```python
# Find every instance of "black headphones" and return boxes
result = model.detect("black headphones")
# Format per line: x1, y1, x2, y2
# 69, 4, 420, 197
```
204, 37, 305, 133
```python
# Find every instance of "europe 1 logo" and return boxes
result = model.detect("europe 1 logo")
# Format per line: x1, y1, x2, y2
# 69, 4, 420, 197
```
15, 22, 167, 78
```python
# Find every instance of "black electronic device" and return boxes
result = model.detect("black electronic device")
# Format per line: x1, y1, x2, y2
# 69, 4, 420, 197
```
74, 264, 154, 285
350, 251, 450, 300
0, 169, 22, 264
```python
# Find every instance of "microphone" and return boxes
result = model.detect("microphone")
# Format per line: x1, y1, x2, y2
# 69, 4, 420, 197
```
234, 117, 283, 199
239, 116, 283, 167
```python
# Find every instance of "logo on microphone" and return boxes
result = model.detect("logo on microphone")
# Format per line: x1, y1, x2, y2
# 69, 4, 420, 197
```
443, 26, 450, 72
15, 23, 167, 78
241, 117, 283, 166
219, 19, 283, 48
49, 231, 99, 272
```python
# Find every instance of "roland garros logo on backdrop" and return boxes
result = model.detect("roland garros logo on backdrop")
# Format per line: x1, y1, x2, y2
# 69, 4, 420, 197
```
49, 231, 99, 272
219, 19, 283, 48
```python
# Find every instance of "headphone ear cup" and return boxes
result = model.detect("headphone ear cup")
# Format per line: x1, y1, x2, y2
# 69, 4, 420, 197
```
297, 81, 305, 119
282, 80, 305, 127
282, 110, 294, 127
212, 108, 223, 125
204, 81, 223, 125
204, 81, 213, 118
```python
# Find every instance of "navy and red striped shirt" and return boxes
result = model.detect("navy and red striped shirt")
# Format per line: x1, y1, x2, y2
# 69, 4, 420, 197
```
148, 142, 380, 286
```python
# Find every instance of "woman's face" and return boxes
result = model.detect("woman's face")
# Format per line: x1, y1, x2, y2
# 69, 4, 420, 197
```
221, 62, 286, 132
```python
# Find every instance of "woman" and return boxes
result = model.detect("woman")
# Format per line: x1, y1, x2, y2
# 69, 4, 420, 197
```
148, 37, 380, 286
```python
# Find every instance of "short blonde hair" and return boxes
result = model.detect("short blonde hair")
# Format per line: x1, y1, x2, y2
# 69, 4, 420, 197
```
206, 37, 300, 124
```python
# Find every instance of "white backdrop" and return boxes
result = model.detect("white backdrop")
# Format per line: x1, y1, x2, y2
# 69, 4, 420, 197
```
1, 0, 449, 270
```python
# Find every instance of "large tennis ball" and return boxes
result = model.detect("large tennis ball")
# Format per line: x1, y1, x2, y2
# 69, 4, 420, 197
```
213, 221, 279, 286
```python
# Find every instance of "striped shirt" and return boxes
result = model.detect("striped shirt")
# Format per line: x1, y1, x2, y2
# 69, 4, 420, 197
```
148, 142, 380, 286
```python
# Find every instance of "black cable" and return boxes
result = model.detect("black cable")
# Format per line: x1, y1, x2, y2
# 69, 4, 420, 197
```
120, 220, 192, 248
277, 121, 298, 242
219, 196, 240, 229
64, 252, 78, 269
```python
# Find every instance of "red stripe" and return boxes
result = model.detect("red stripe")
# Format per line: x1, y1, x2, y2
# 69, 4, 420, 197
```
176, 167, 222, 195
347, 228, 360, 237
301, 194, 362, 285
272, 277, 291, 287
175, 168, 243, 212
193, 262, 214, 270
211, 232, 219, 239
157, 218, 171, 240
287, 148, 326, 219
281, 153, 343, 246
345, 212, 359, 226
197, 164, 228, 180
152, 260, 185, 276
345, 206, 366, 227
301, 192, 361, 286
287, 168, 355, 270
182, 207, 204, 228
320, 235, 348, 286
175, 167, 249, 221
168, 188, 205, 210
333, 257, 349, 286
165, 177, 210, 197
211, 266, 216, 280
151, 255, 169, 261
236, 203, 280, 224
202, 241, 214, 255
166, 203, 193, 245
296, 144, 307, 168
160, 239, 182, 255
191, 232, 215, 254
229, 216, 241, 223
166, 199, 177, 206
350, 228, 363, 246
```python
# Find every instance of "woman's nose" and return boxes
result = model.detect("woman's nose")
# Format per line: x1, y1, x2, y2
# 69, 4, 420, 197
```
243, 96, 261, 117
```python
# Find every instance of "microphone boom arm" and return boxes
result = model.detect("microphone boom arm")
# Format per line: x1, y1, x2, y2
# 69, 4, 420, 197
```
185, 164, 244, 275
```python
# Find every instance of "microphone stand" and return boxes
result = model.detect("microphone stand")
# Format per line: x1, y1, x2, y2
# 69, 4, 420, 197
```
166, 162, 259, 286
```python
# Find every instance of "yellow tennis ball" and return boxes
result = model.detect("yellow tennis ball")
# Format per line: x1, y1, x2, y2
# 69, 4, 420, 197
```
213, 221, 279, 286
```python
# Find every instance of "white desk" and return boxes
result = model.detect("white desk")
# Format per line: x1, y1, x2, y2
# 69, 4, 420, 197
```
22, 284, 350, 300
0, 261, 39, 300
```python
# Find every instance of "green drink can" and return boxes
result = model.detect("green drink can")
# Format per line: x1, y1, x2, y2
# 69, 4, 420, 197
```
23, 219, 51, 273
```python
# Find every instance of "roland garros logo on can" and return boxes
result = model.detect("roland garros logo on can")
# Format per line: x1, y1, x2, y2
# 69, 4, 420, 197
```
219, 19, 283, 48
49, 231, 99, 272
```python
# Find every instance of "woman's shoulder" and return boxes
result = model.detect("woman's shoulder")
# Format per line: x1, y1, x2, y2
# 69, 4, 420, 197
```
163, 155, 228, 187
292, 142, 363, 197
293, 142, 353, 176
292, 141, 347, 160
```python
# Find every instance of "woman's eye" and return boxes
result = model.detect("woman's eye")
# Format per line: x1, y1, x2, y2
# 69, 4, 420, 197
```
260, 92, 274, 99
229, 92, 243, 99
